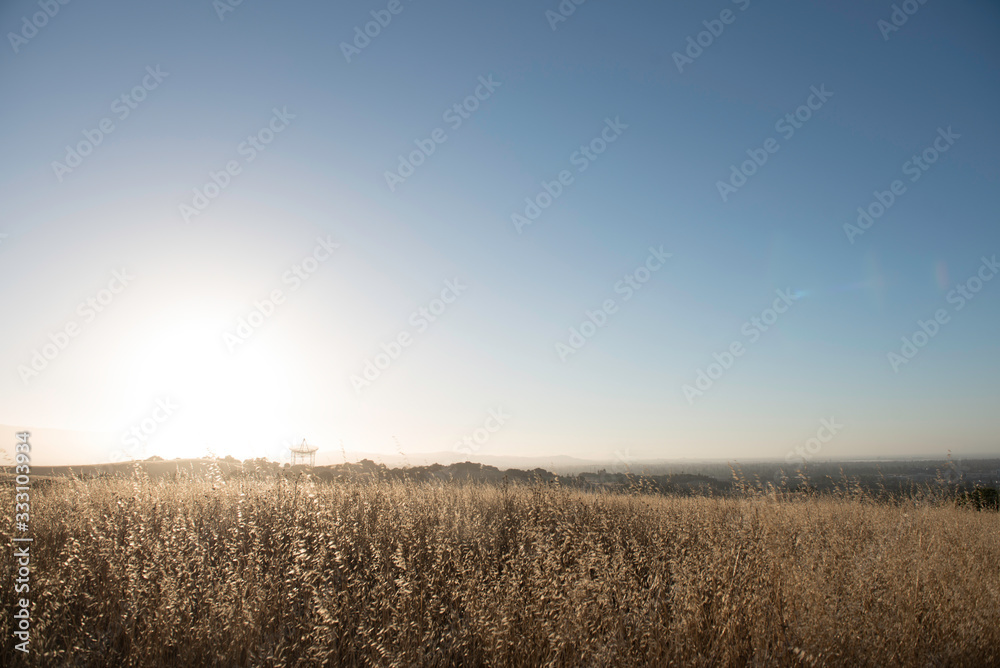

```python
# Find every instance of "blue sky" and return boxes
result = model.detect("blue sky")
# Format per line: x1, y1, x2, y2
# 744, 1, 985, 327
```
1, 0, 998, 465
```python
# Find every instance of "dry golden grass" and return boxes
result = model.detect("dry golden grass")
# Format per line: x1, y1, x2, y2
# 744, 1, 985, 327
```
2, 470, 998, 667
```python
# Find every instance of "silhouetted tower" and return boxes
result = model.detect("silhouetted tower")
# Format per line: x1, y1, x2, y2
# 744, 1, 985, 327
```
289, 438, 318, 467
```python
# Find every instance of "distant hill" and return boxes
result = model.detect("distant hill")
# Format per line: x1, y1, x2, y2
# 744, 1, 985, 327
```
323, 450, 603, 474
0, 424, 116, 466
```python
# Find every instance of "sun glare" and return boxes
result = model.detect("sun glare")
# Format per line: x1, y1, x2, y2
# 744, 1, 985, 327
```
123, 320, 297, 461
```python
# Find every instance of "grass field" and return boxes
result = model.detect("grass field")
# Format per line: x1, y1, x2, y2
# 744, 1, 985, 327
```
2, 469, 999, 667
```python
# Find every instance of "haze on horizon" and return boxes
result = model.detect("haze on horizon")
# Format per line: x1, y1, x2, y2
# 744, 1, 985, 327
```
1, 0, 998, 467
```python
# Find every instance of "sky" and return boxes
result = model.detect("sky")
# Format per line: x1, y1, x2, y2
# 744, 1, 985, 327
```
1, 0, 998, 466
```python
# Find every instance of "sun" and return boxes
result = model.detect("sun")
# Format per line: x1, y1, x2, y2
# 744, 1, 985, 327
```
122, 319, 297, 461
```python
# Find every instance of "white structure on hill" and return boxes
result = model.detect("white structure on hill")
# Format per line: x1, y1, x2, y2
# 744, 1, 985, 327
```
290, 438, 318, 467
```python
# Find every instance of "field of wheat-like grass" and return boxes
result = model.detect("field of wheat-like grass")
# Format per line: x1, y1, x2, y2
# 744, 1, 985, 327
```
2, 471, 998, 667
